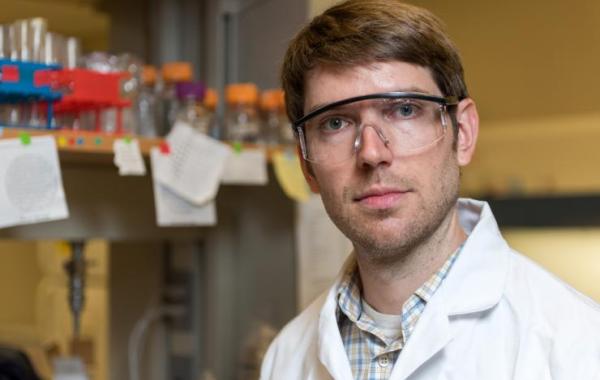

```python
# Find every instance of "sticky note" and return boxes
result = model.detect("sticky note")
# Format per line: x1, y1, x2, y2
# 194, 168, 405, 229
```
76, 137, 84, 145
94, 137, 103, 145
124, 136, 132, 144
68, 137, 76, 146
19, 132, 31, 146
272, 149, 310, 202
58, 136, 67, 147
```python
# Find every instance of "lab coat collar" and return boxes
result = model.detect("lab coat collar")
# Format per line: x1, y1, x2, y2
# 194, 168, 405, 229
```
444, 198, 510, 316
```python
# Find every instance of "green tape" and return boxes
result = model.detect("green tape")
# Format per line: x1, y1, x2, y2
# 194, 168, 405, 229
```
19, 132, 31, 146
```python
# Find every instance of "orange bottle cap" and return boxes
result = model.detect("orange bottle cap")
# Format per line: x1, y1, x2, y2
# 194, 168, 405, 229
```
142, 65, 157, 85
204, 88, 218, 110
226, 83, 258, 105
260, 89, 285, 111
161, 62, 193, 83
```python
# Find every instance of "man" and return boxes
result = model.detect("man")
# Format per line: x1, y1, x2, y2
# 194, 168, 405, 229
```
261, 1, 600, 379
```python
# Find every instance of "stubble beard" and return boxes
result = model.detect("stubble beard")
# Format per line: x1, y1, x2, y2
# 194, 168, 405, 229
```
320, 170, 460, 269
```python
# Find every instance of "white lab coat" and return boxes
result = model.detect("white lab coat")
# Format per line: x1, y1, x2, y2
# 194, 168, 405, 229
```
261, 198, 600, 379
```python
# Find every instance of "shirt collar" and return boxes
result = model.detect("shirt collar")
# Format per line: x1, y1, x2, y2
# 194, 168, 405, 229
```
336, 245, 463, 331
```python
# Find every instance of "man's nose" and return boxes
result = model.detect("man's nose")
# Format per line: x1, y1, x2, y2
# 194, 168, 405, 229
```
355, 123, 393, 168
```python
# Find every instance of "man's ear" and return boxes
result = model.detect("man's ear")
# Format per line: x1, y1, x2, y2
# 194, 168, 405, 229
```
454, 98, 479, 167
297, 145, 320, 193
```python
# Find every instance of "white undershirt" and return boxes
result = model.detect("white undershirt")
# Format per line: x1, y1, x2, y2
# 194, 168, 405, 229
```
361, 299, 404, 341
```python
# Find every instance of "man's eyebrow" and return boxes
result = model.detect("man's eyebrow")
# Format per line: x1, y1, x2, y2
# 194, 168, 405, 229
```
304, 86, 433, 115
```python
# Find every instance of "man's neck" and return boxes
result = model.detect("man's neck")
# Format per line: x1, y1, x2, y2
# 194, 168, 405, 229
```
355, 207, 466, 315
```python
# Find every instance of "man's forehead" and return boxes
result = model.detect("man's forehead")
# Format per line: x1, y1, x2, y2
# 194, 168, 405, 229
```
303, 61, 440, 114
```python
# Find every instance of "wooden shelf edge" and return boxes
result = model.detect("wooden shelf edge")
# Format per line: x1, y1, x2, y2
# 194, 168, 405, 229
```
0, 127, 297, 162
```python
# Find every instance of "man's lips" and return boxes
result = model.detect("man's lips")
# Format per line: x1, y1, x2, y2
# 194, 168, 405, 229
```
353, 188, 411, 209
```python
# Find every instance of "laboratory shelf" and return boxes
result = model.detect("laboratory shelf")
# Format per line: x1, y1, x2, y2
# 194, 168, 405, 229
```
0, 127, 294, 165
0, 127, 160, 161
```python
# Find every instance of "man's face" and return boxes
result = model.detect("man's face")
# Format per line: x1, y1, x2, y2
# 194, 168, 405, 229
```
302, 61, 476, 261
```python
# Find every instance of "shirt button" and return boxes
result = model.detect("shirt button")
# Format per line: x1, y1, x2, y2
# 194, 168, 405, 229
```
378, 354, 390, 368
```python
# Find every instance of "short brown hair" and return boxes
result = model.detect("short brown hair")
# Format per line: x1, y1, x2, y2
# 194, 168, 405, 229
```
281, 0, 468, 124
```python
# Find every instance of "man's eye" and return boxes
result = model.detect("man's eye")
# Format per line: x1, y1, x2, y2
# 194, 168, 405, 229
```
321, 117, 348, 131
394, 103, 417, 118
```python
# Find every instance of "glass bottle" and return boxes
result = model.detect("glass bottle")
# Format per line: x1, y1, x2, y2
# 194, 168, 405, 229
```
160, 61, 193, 136
260, 89, 293, 146
204, 88, 219, 139
174, 81, 210, 135
137, 65, 160, 137
224, 83, 260, 143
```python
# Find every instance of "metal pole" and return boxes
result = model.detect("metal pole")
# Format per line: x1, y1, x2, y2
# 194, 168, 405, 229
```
65, 240, 86, 339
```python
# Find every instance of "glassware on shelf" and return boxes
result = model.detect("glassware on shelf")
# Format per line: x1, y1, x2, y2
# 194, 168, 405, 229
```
175, 81, 210, 135
204, 88, 219, 139
160, 61, 193, 136
260, 89, 293, 146
224, 83, 261, 143
137, 65, 160, 137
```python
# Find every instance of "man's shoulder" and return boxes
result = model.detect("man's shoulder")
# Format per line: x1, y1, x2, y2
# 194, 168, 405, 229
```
504, 248, 600, 330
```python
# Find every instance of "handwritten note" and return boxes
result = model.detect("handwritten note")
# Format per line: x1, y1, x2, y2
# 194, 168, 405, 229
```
151, 148, 217, 226
0, 136, 69, 228
154, 121, 230, 205
113, 138, 146, 176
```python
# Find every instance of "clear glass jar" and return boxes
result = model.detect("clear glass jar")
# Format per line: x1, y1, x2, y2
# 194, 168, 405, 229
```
204, 88, 219, 139
224, 83, 261, 143
137, 65, 160, 137
260, 89, 293, 146
160, 62, 193, 136
175, 81, 210, 135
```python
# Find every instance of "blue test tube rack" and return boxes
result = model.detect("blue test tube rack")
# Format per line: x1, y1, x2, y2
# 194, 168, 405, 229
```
0, 59, 63, 130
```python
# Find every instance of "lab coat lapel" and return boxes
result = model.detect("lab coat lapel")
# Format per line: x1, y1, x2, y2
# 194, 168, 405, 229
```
390, 199, 510, 380
390, 299, 453, 380
317, 264, 354, 379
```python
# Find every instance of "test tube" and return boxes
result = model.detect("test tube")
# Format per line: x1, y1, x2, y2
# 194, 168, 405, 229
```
29, 18, 47, 63
44, 32, 66, 65
14, 19, 31, 61
0, 25, 8, 59
65, 37, 81, 69
7, 24, 17, 60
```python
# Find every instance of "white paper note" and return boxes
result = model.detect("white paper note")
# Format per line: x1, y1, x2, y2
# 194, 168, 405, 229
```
113, 138, 146, 176
0, 136, 69, 229
154, 121, 231, 205
220, 148, 268, 185
296, 194, 352, 310
151, 148, 217, 226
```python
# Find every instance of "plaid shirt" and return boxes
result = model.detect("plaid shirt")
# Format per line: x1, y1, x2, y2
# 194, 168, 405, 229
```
336, 248, 461, 380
